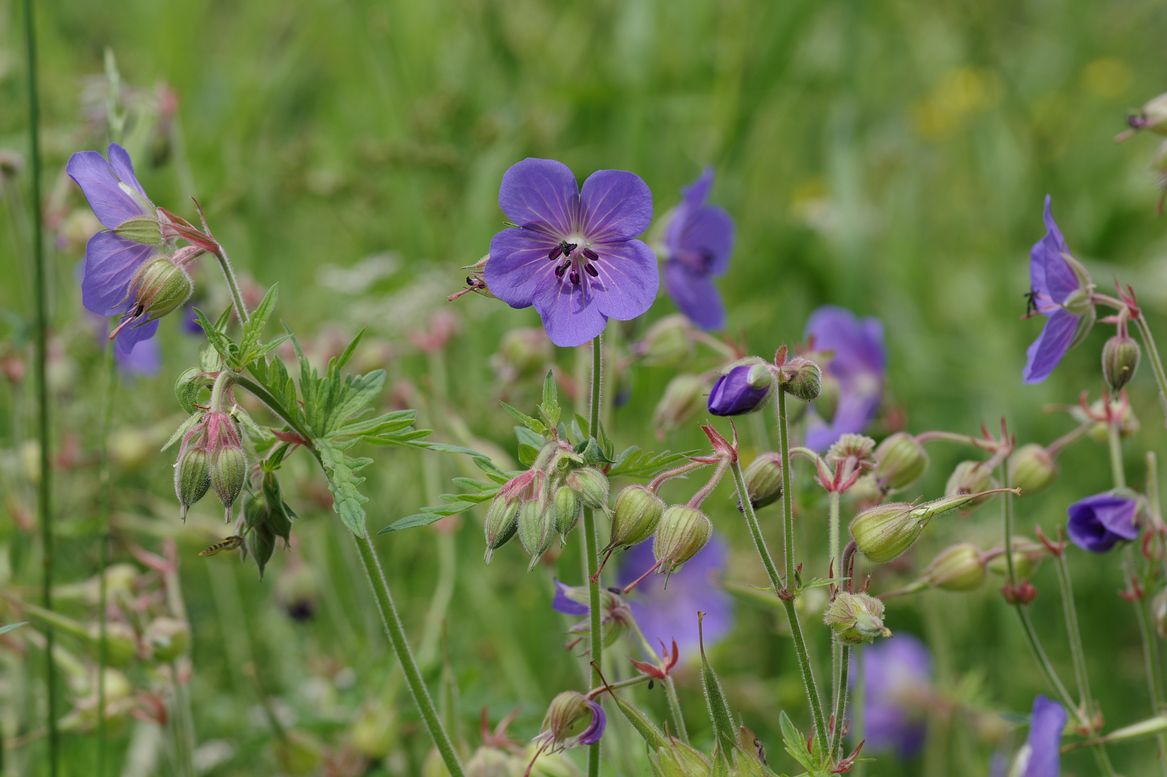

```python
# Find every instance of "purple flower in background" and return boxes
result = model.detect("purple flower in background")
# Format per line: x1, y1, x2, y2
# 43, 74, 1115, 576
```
1020, 696, 1066, 777
804, 306, 886, 451
485, 158, 657, 347
552, 580, 590, 617
852, 633, 931, 758
115, 335, 161, 376
617, 532, 731, 656
67, 144, 163, 358
662, 169, 734, 331
1023, 196, 1094, 384
1066, 492, 1139, 553
708, 360, 773, 416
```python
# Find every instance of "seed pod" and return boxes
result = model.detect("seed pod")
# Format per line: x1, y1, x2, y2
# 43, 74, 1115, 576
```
782, 357, 822, 401
743, 453, 783, 509
986, 537, 1046, 579
824, 592, 890, 645
483, 493, 521, 563
874, 432, 929, 491
518, 500, 555, 569
607, 485, 665, 551
944, 461, 996, 507
922, 543, 986, 592
653, 505, 713, 574
567, 467, 609, 511
174, 446, 210, 520
851, 490, 1008, 564
1102, 334, 1141, 393
554, 485, 582, 537
1008, 444, 1057, 495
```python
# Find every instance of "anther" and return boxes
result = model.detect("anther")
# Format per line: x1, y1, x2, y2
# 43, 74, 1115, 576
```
584, 263, 599, 277
582, 247, 598, 262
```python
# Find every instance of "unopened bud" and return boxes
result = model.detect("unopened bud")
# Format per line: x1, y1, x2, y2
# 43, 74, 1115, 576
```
174, 368, 207, 413
541, 691, 605, 748
781, 357, 822, 401
826, 433, 876, 470
654, 373, 707, 434
1008, 444, 1057, 495
824, 592, 891, 645
174, 445, 210, 520
636, 315, 695, 367
851, 489, 1013, 563
987, 537, 1046, 579
127, 257, 194, 322
653, 505, 712, 574
143, 617, 190, 662
210, 447, 246, 518
708, 359, 774, 416
606, 485, 665, 550
247, 522, 277, 578
945, 461, 996, 508
465, 748, 517, 777
567, 467, 609, 510
743, 453, 784, 509
922, 543, 986, 592
518, 501, 555, 568
1103, 334, 1141, 393
483, 493, 520, 563
113, 215, 163, 245
494, 328, 552, 380
554, 485, 581, 537
874, 432, 929, 491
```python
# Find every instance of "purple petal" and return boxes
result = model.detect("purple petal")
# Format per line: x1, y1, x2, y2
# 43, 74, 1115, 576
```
664, 260, 726, 331
579, 170, 653, 242
1067, 493, 1139, 553
552, 580, 590, 617
1023, 696, 1066, 777
1023, 308, 1079, 384
486, 227, 562, 309
66, 150, 148, 229
113, 316, 160, 359
805, 306, 886, 378
579, 701, 606, 745
498, 158, 579, 236
681, 168, 714, 211
115, 334, 161, 376
851, 634, 932, 758
588, 239, 659, 321
670, 205, 734, 278
533, 281, 609, 348
1030, 196, 1079, 305
107, 144, 149, 201
805, 390, 881, 452
81, 231, 154, 315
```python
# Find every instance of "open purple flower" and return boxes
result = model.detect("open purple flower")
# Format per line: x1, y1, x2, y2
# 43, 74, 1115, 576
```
1023, 196, 1095, 384
617, 532, 731, 656
485, 158, 657, 347
852, 633, 931, 758
662, 169, 734, 331
1019, 696, 1066, 777
67, 144, 166, 358
805, 306, 886, 451
1066, 492, 1139, 553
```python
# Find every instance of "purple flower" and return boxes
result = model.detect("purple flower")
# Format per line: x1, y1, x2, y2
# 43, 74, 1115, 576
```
804, 306, 886, 451
485, 158, 657, 347
662, 169, 734, 331
1021, 696, 1066, 777
66, 144, 162, 359
1066, 492, 1140, 553
708, 361, 773, 416
852, 633, 931, 758
115, 335, 161, 376
617, 532, 731, 656
534, 691, 606, 754
1024, 197, 1093, 384
551, 579, 590, 617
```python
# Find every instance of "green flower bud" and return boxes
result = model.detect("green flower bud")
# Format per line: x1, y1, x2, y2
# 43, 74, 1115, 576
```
782, 357, 822, 401
1103, 334, 1141, 393
112, 215, 163, 245
944, 461, 996, 508
173, 446, 210, 520
653, 505, 713, 574
1076, 397, 1140, 442
554, 485, 582, 537
465, 747, 518, 777
483, 493, 521, 563
851, 489, 1011, 563
210, 446, 247, 515
247, 523, 277, 578
174, 368, 207, 413
567, 467, 609, 510
126, 256, 194, 321
986, 537, 1045, 579
874, 432, 929, 491
607, 485, 665, 550
922, 543, 986, 592
143, 617, 190, 662
743, 452, 783, 509
653, 373, 707, 436
518, 500, 556, 569
823, 591, 891, 645
826, 433, 877, 470
649, 739, 711, 777
636, 314, 695, 367
85, 622, 138, 668
1008, 444, 1057, 495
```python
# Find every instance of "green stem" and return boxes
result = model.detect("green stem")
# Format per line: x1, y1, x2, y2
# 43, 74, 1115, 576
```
354, 532, 466, 777
22, 0, 57, 769
852, 648, 865, 777
214, 246, 250, 327
96, 343, 117, 777
728, 455, 829, 752
628, 618, 688, 742
1133, 315, 1167, 426
1051, 551, 1092, 714
1107, 419, 1126, 491
830, 645, 850, 761
1126, 546, 1167, 776
584, 335, 604, 777
828, 490, 841, 755
776, 389, 796, 584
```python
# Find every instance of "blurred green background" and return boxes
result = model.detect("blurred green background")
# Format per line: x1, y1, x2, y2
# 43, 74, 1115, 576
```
3, 0, 1167, 774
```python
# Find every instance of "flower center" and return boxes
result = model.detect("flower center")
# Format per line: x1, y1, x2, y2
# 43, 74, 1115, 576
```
547, 238, 601, 287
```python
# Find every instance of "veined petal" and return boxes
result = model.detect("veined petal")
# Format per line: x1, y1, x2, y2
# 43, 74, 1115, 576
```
534, 281, 608, 348
115, 334, 161, 376
672, 205, 734, 277
66, 150, 148, 229
498, 158, 579, 235
1023, 308, 1079, 384
1030, 196, 1079, 305
113, 315, 160, 359
806, 306, 886, 378
664, 260, 725, 331
107, 143, 151, 202
486, 227, 561, 309
589, 239, 658, 321
1023, 696, 1066, 777
580, 170, 653, 242
81, 231, 154, 315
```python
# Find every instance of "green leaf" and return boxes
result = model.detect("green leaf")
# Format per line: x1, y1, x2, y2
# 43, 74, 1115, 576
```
192, 307, 238, 366
161, 413, 203, 452
515, 426, 544, 467
538, 370, 561, 429
700, 614, 738, 764
500, 402, 547, 436
607, 446, 691, 479
380, 512, 446, 533
318, 439, 371, 535
778, 712, 828, 774
0, 622, 27, 636
237, 284, 279, 365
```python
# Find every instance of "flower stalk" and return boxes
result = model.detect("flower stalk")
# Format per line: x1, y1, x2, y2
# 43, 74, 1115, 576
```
583, 334, 604, 777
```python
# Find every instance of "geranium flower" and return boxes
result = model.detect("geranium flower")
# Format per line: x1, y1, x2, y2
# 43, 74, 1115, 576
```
1023, 196, 1094, 384
617, 532, 731, 655
1066, 492, 1139, 553
852, 633, 931, 758
1017, 696, 1067, 777
485, 158, 657, 347
804, 306, 886, 451
662, 169, 734, 331
708, 359, 774, 416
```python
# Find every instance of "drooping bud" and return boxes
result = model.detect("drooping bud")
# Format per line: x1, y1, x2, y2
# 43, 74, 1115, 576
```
921, 543, 986, 592
518, 500, 556, 569
126, 256, 194, 322
781, 357, 822, 401
85, 622, 138, 668
567, 467, 610, 511
606, 485, 665, 551
205, 411, 246, 518
874, 432, 929, 491
743, 453, 783, 509
554, 485, 581, 537
823, 592, 891, 645
112, 215, 164, 245
1102, 334, 1141, 393
1008, 444, 1057, 495
851, 489, 1014, 563
636, 314, 695, 367
173, 443, 210, 520
708, 358, 774, 416
944, 461, 996, 508
538, 691, 606, 750
483, 492, 521, 563
986, 537, 1046, 579
654, 373, 708, 434
653, 505, 713, 574
143, 617, 191, 662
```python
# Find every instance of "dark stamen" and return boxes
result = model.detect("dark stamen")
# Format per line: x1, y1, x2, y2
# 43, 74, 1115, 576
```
582, 247, 598, 262
584, 263, 598, 277
548, 244, 563, 261
570, 270, 580, 285
564, 242, 578, 255
555, 263, 568, 278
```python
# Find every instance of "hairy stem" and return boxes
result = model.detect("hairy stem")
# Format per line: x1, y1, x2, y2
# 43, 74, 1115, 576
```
828, 490, 844, 760
777, 389, 796, 584
584, 334, 604, 777
96, 344, 117, 776
1133, 314, 1167, 426
1051, 551, 1092, 714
